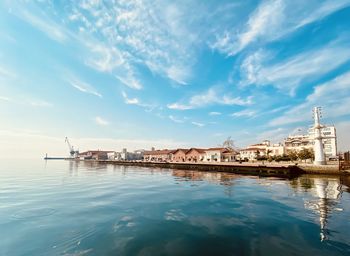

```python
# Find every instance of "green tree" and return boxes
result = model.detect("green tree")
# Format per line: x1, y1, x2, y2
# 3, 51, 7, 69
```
298, 148, 314, 163
288, 150, 299, 162
255, 150, 260, 160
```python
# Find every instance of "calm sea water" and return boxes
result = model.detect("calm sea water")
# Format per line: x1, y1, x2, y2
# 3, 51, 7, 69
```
0, 160, 350, 256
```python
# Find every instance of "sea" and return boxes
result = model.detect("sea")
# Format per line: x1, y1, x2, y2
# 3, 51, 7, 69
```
0, 159, 349, 256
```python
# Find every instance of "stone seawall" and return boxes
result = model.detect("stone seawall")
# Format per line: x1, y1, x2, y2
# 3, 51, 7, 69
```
97, 160, 304, 178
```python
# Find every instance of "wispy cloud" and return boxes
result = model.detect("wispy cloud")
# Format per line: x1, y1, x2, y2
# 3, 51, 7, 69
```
209, 111, 222, 116
167, 103, 193, 110
0, 96, 53, 107
211, 0, 350, 55
66, 1, 198, 86
0, 96, 12, 102
95, 116, 109, 126
269, 71, 350, 126
231, 109, 256, 118
68, 78, 102, 98
18, 9, 69, 43
191, 121, 205, 127
121, 91, 155, 111
169, 115, 184, 123
168, 87, 253, 110
240, 40, 350, 94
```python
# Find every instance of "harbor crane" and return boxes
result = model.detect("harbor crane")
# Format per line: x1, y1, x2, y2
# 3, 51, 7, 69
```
65, 137, 79, 158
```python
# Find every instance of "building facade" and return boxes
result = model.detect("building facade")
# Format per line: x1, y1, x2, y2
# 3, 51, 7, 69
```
143, 149, 174, 162
185, 148, 206, 162
308, 125, 337, 159
172, 149, 189, 162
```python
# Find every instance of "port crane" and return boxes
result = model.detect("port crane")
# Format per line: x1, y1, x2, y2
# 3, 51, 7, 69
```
65, 137, 79, 158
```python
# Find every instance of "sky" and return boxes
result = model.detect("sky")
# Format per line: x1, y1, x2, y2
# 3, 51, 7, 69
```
1, 0, 350, 158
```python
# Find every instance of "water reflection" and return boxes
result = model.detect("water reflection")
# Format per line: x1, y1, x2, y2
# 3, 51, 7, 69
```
1, 160, 350, 256
290, 176, 343, 241
172, 169, 347, 242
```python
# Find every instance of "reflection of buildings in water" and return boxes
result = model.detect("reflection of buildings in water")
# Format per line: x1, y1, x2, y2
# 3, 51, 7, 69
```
172, 170, 239, 185
301, 177, 342, 241
172, 170, 240, 197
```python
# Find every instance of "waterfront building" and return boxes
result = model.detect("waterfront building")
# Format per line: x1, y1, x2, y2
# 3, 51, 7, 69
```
79, 150, 115, 160
185, 148, 206, 162
284, 135, 313, 154
284, 124, 337, 160
239, 148, 266, 161
203, 148, 228, 162
308, 125, 337, 159
239, 140, 284, 161
172, 149, 189, 162
222, 150, 239, 162
143, 149, 175, 162
115, 148, 144, 161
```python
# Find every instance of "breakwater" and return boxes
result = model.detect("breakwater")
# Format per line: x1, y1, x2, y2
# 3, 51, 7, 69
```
97, 160, 305, 178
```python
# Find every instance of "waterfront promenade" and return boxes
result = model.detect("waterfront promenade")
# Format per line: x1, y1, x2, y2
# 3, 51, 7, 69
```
94, 160, 349, 178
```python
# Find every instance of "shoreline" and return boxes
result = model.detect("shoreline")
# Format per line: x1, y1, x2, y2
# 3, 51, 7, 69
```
78, 160, 350, 178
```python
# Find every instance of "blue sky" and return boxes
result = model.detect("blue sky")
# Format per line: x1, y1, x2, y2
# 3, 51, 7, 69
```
1, 0, 350, 158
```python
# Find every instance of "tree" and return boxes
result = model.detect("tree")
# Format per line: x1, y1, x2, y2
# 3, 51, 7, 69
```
255, 150, 260, 160
222, 136, 235, 150
298, 148, 314, 163
266, 149, 272, 157
288, 150, 299, 162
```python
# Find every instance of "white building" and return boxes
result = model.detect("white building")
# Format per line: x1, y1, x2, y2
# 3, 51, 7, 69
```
308, 125, 337, 159
284, 135, 313, 153
239, 140, 284, 161
283, 125, 337, 160
115, 148, 144, 161
203, 148, 226, 162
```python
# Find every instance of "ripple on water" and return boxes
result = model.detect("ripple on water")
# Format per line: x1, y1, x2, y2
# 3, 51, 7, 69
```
11, 207, 57, 220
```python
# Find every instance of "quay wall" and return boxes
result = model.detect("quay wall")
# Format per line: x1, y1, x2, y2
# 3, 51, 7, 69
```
96, 160, 304, 178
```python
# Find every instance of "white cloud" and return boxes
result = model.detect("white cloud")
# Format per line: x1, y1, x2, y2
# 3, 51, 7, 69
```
231, 109, 256, 118
0, 96, 53, 107
269, 71, 350, 126
168, 87, 253, 110
167, 103, 193, 110
67, 0, 198, 85
296, 0, 350, 28
209, 112, 222, 116
169, 115, 184, 123
95, 116, 109, 126
122, 91, 139, 105
191, 121, 205, 127
0, 96, 12, 102
211, 0, 350, 55
19, 9, 69, 43
68, 78, 102, 98
121, 91, 155, 111
240, 41, 350, 94
166, 66, 189, 85
238, 0, 284, 53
